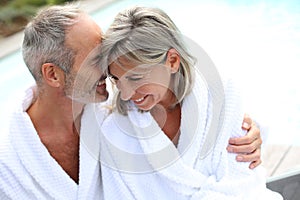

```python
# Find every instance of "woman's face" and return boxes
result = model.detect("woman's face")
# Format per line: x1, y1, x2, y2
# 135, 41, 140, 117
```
109, 56, 176, 111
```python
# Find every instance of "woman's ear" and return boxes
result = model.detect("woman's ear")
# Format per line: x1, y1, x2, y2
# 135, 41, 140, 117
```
165, 48, 180, 73
41, 63, 64, 87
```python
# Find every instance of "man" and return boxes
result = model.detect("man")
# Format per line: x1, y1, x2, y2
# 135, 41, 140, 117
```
0, 3, 261, 200
0, 4, 108, 199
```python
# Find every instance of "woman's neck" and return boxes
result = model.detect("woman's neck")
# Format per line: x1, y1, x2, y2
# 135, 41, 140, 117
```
150, 103, 181, 146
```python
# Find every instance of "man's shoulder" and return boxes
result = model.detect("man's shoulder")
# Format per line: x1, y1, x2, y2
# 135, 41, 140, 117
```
0, 115, 15, 160
0, 105, 31, 174
0, 129, 21, 177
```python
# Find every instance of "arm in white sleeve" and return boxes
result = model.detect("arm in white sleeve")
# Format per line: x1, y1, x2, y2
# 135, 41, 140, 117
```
190, 79, 282, 199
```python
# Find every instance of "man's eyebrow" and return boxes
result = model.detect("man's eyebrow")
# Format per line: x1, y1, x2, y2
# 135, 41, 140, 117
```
109, 74, 119, 80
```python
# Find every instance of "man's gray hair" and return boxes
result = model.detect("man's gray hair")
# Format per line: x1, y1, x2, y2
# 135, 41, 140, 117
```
22, 3, 82, 85
100, 6, 195, 114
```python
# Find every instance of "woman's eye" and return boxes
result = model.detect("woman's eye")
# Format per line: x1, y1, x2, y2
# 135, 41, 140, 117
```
127, 76, 143, 81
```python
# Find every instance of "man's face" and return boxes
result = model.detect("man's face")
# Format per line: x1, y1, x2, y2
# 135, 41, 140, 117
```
64, 14, 108, 103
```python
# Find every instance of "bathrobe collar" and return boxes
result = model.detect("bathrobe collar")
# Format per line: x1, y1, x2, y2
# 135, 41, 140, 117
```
10, 86, 102, 199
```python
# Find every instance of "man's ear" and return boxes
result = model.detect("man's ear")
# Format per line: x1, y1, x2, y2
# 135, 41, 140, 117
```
165, 48, 180, 73
41, 63, 64, 87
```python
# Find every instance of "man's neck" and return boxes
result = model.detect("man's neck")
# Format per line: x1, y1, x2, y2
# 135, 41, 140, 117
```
27, 95, 84, 184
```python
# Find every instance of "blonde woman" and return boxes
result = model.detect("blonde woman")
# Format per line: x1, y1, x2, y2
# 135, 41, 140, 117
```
97, 6, 281, 199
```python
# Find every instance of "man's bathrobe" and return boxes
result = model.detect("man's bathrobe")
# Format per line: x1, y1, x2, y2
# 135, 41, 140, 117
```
99, 75, 282, 200
0, 86, 105, 200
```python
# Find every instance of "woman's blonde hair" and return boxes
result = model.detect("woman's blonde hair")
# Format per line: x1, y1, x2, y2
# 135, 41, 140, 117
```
99, 6, 196, 114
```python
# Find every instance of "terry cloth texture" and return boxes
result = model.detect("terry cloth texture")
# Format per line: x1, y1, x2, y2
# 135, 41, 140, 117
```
0, 86, 106, 200
99, 72, 283, 200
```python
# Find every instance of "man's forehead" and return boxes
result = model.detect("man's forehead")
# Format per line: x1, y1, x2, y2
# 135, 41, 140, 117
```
65, 14, 102, 51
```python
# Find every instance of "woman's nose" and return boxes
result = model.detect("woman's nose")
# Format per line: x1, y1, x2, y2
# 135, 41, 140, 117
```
117, 81, 135, 101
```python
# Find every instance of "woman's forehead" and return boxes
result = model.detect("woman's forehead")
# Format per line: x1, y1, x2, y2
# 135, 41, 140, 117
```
109, 56, 148, 73
109, 62, 152, 75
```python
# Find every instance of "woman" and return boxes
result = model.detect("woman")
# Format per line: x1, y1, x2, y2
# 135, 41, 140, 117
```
97, 6, 281, 199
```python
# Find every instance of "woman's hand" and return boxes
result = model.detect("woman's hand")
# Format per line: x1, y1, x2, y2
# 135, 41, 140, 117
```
227, 114, 262, 169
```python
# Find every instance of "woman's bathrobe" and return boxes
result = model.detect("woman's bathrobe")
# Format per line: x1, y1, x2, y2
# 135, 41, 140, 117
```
0, 86, 105, 200
99, 75, 282, 200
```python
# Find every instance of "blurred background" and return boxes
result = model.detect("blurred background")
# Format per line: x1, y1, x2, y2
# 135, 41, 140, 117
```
0, 0, 299, 178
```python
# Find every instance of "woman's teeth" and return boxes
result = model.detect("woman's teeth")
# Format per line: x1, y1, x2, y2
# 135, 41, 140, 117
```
135, 97, 144, 102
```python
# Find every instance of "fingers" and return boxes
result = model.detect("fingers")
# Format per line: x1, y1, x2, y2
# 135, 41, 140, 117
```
227, 136, 262, 153
229, 122, 261, 145
249, 159, 262, 169
235, 148, 261, 161
242, 114, 252, 130
233, 148, 262, 169
227, 114, 263, 169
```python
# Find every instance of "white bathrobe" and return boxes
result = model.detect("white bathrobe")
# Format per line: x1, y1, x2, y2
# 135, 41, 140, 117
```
99, 74, 282, 199
0, 86, 106, 200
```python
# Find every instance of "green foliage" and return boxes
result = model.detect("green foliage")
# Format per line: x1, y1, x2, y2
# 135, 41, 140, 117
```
0, 0, 9, 6
0, 6, 34, 22
47, 0, 75, 5
0, 0, 77, 37
10, 0, 47, 8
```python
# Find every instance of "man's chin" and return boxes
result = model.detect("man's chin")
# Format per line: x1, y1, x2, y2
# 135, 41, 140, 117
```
68, 96, 106, 105
69, 89, 109, 103
96, 91, 109, 102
